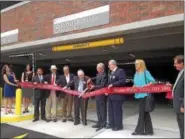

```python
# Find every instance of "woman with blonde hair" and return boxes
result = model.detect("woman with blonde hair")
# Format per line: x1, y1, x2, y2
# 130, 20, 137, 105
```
132, 59, 155, 136
2, 65, 18, 114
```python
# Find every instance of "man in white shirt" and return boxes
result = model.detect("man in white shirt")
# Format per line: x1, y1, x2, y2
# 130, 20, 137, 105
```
66, 69, 89, 125
45, 65, 60, 122
56, 65, 75, 122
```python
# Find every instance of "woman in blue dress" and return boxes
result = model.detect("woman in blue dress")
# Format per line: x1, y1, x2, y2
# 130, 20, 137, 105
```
132, 59, 155, 136
2, 65, 18, 114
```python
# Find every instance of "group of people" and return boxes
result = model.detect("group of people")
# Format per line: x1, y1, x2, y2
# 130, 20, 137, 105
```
2, 55, 184, 138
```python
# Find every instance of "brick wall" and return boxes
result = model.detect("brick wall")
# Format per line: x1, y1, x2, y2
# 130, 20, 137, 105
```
1, 1, 184, 45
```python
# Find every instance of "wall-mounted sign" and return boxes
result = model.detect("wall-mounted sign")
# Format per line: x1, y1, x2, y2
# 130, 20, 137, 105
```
53, 5, 110, 34
1, 29, 18, 45
52, 37, 124, 52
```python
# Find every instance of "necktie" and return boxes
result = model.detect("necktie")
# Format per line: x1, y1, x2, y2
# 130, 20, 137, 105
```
51, 75, 55, 85
39, 75, 42, 82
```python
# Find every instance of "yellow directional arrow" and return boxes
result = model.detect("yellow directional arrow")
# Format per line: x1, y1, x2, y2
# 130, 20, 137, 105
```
14, 133, 28, 138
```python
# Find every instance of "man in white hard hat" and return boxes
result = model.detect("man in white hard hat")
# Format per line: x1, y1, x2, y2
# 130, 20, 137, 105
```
44, 65, 60, 122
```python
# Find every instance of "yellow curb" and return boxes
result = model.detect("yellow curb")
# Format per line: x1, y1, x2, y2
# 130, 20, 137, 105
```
1, 114, 33, 123
14, 133, 28, 138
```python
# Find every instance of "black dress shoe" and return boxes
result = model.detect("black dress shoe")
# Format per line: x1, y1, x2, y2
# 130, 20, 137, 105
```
92, 124, 100, 128
83, 121, 87, 126
132, 132, 145, 135
32, 119, 39, 122
68, 118, 74, 122
62, 119, 67, 122
74, 122, 80, 125
112, 127, 123, 131
46, 119, 51, 122
145, 132, 153, 135
41, 118, 47, 121
105, 125, 112, 129
96, 126, 103, 131
53, 119, 57, 122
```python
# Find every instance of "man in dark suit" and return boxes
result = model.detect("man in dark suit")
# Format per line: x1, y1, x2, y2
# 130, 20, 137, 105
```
173, 55, 184, 139
56, 65, 75, 122
44, 65, 60, 122
106, 59, 126, 131
67, 69, 89, 126
32, 68, 47, 122
88, 63, 107, 131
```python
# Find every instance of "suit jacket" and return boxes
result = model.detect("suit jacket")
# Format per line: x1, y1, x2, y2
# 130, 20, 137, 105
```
32, 75, 47, 99
91, 72, 107, 101
108, 68, 126, 100
56, 73, 75, 98
173, 71, 184, 113
67, 76, 89, 93
44, 73, 60, 98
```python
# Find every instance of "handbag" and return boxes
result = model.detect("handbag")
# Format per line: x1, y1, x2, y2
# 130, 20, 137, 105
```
144, 71, 155, 112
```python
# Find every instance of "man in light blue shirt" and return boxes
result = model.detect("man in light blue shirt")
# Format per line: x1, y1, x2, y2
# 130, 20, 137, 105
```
67, 69, 89, 126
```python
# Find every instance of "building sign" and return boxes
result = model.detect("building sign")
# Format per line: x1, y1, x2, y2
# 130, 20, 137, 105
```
52, 37, 124, 52
1, 29, 18, 45
53, 5, 109, 34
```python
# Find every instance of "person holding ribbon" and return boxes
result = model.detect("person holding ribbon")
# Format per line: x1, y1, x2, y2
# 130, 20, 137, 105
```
106, 59, 126, 131
32, 68, 47, 122
56, 65, 75, 122
66, 69, 89, 126
172, 55, 184, 139
132, 59, 155, 136
44, 65, 60, 122
21, 64, 34, 113
88, 63, 108, 131
2, 65, 18, 114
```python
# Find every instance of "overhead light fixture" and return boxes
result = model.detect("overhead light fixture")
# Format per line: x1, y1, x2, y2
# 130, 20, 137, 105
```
38, 53, 46, 56
118, 62, 135, 65
129, 53, 136, 58
66, 58, 72, 62
9, 53, 34, 58
111, 45, 118, 49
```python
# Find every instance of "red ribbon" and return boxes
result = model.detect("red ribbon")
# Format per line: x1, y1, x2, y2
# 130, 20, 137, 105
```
19, 82, 80, 96
18, 82, 172, 99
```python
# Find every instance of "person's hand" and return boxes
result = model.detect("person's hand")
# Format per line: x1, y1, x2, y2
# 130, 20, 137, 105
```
33, 82, 37, 85
15, 80, 19, 83
54, 84, 57, 87
63, 86, 67, 89
90, 85, 95, 90
132, 85, 136, 88
180, 107, 184, 113
105, 93, 108, 96
44, 81, 48, 84
108, 84, 113, 89
166, 82, 172, 86
14, 84, 18, 87
87, 79, 91, 84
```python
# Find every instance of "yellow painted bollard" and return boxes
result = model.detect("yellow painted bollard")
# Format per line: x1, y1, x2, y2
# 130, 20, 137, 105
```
0, 87, 2, 108
16, 88, 22, 116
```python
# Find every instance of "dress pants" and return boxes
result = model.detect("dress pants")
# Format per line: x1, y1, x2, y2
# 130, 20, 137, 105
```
108, 97, 123, 129
176, 113, 184, 139
62, 94, 73, 120
96, 99, 107, 126
135, 97, 153, 134
74, 96, 88, 124
34, 97, 46, 119
46, 91, 57, 120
